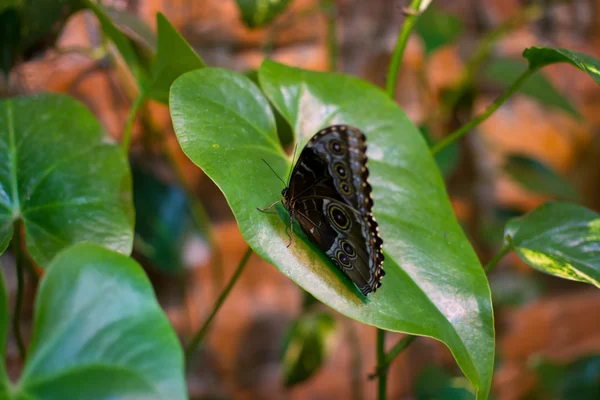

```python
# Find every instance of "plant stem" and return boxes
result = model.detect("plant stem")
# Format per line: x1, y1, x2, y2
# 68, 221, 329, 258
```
385, 0, 424, 98
121, 92, 145, 153
484, 236, 513, 273
185, 246, 253, 363
11, 220, 26, 360
321, 0, 338, 72
376, 328, 387, 400
430, 68, 534, 155
385, 334, 417, 366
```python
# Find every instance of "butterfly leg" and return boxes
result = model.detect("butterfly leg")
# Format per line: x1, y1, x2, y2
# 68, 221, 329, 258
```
257, 199, 281, 213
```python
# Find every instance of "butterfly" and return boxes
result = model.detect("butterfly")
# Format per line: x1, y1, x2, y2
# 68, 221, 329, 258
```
258, 125, 385, 296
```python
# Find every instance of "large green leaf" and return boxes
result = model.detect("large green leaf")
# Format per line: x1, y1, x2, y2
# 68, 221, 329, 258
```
0, 94, 134, 266
7, 244, 187, 400
147, 13, 206, 104
170, 62, 494, 398
504, 154, 579, 201
234, 0, 292, 28
484, 58, 580, 117
531, 355, 600, 399
523, 46, 600, 85
506, 202, 600, 286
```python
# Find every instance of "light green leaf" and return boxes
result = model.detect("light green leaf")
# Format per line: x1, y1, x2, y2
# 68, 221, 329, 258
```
415, 5, 463, 54
8, 244, 187, 400
506, 202, 600, 286
504, 154, 579, 201
170, 62, 494, 398
234, 0, 292, 28
484, 58, 580, 117
523, 46, 600, 85
147, 13, 206, 104
0, 93, 134, 266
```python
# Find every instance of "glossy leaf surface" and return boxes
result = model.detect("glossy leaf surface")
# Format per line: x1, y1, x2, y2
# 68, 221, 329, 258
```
8, 244, 187, 400
170, 62, 494, 398
524, 46, 600, 85
0, 94, 134, 266
506, 202, 600, 286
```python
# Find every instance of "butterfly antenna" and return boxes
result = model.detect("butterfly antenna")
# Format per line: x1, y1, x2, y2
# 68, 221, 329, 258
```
287, 143, 299, 184
261, 159, 287, 186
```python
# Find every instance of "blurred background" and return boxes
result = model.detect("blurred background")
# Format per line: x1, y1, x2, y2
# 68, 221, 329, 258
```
1, 0, 600, 399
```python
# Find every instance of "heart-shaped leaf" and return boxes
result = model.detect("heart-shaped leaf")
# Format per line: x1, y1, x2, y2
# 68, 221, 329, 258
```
0, 94, 134, 266
170, 62, 494, 398
147, 13, 206, 104
1, 244, 187, 400
484, 58, 580, 118
506, 202, 600, 286
523, 46, 600, 85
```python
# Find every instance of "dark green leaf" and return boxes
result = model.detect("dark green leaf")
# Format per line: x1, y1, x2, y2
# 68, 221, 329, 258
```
86, 1, 151, 88
415, 365, 476, 400
19, 0, 80, 53
523, 46, 600, 85
234, 0, 292, 28
0, 93, 134, 266
415, 5, 463, 54
281, 312, 336, 386
506, 202, 600, 286
0, 266, 10, 398
147, 13, 206, 104
0, 7, 20, 78
483, 58, 580, 117
170, 63, 494, 399
132, 163, 202, 273
420, 126, 459, 177
8, 244, 187, 400
504, 154, 579, 201
531, 355, 600, 400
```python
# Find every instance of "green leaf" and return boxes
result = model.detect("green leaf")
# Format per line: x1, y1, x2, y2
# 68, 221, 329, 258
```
86, 1, 151, 88
281, 312, 336, 387
420, 126, 459, 178
100, 5, 157, 53
0, 7, 20, 78
483, 58, 580, 117
415, 5, 463, 54
504, 154, 579, 201
531, 355, 600, 400
0, 93, 134, 266
0, 266, 10, 398
132, 163, 202, 273
147, 13, 206, 104
415, 365, 476, 400
523, 46, 600, 85
19, 0, 81, 52
506, 202, 600, 286
234, 0, 292, 28
170, 62, 494, 399
9, 244, 187, 400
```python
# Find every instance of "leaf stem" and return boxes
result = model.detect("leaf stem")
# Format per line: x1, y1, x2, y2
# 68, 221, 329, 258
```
321, 0, 338, 72
376, 328, 387, 400
385, 334, 417, 366
121, 92, 145, 153
385, 0, 424, 98
185, 246, 253, 363
430, 68, 535, 155
484, 236, 513, 273
11, 220, 26, 361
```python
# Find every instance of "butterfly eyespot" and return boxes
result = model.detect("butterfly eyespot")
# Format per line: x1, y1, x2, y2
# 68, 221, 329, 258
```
336, 250, 352, 267
328, 204, 350, 230
341, 241, 356, 257
329, 139, 344, 155
340, 182, 352, 195
333, 163, 347, 178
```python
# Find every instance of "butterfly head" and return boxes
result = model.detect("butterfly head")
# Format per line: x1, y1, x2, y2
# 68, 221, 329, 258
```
281, 187, 289, 199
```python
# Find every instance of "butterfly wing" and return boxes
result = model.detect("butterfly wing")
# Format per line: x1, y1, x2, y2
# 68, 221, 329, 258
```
285, 125, 384, 295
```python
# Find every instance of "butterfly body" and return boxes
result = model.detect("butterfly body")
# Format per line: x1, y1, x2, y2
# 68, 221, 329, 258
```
279, 125, 385, 296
